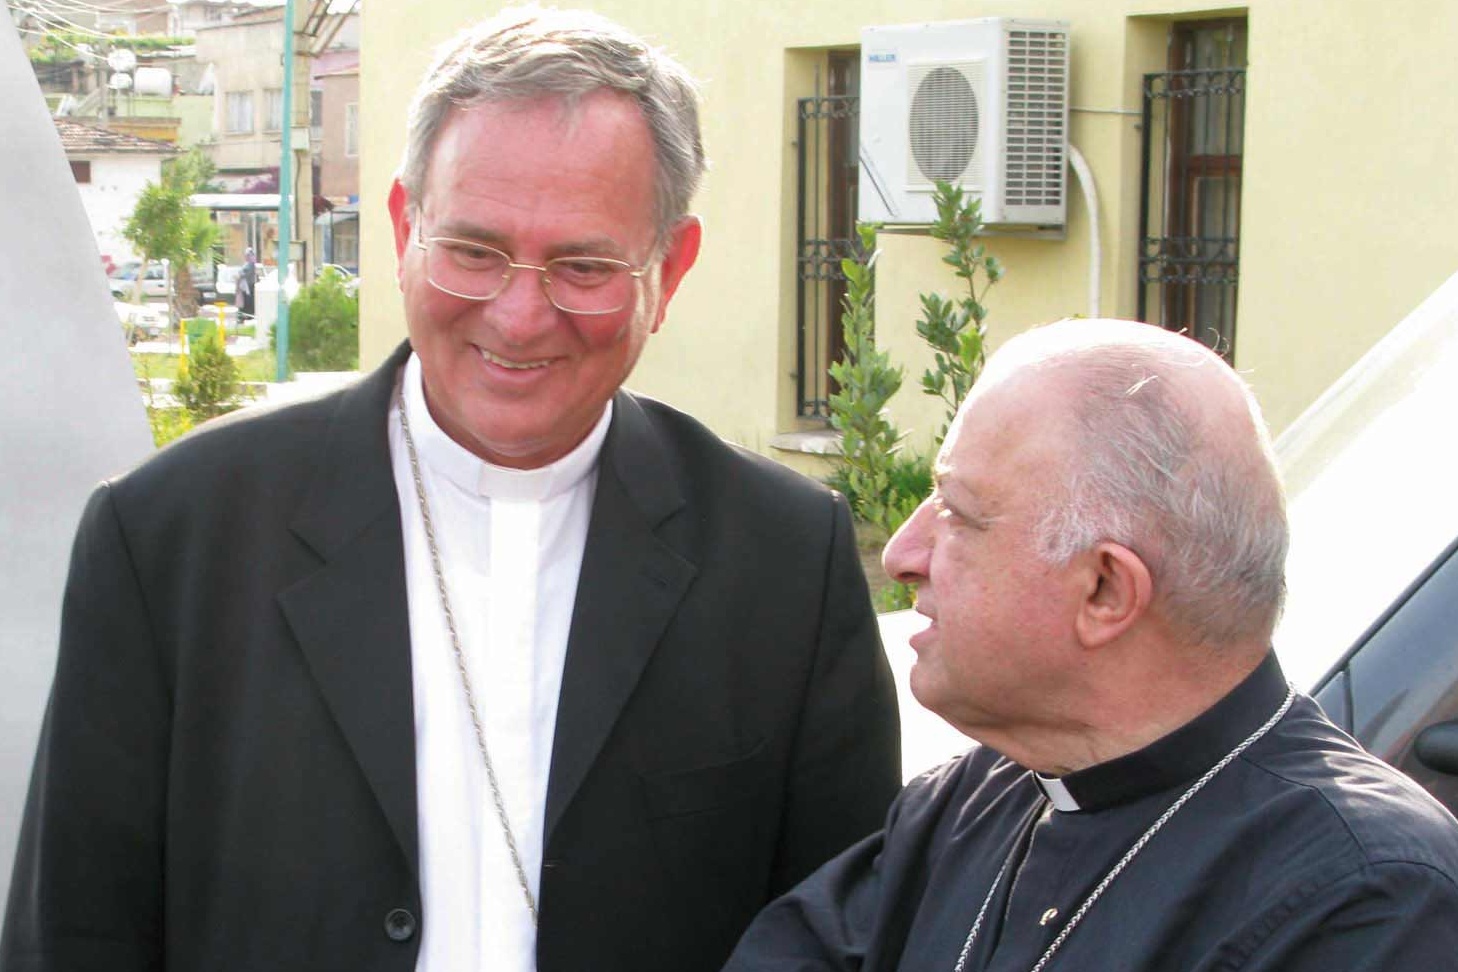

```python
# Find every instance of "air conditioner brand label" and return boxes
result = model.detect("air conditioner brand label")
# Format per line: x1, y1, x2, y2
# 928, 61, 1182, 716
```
867, 50, 897, 65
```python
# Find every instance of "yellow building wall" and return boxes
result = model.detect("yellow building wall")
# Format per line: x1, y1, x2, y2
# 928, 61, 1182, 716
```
360, 0, 1458, 459
1235, 0, 1458, 431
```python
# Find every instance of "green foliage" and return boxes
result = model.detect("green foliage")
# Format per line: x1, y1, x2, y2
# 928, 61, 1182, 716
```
29, 33, 191, 63
825, 186, 1010, 610
916, 180, 1005, 444
122, 150, 220, 317
826, 224, 930, 612
274, 267, 360, 374
173, 330, 242, 421
148, 407, 194, 447
134, 354, 194, 448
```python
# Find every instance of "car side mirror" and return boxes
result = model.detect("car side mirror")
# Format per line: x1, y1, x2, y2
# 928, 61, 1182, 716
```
1414, 721, 1458, 776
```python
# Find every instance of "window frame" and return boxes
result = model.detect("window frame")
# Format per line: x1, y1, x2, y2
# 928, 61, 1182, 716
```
344, 102, 359, 158
225, 90, 254, 134
264, 88, 284, 133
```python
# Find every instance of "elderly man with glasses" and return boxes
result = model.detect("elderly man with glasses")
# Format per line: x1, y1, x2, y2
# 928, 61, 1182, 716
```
2, 9, 900, 972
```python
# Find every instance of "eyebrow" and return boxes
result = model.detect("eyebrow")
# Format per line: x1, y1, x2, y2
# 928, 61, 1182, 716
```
935, 471, 1000, 524
424, 217, 506, 246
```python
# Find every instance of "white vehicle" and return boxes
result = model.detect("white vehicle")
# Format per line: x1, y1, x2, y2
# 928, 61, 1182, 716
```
108, 261, 169, 300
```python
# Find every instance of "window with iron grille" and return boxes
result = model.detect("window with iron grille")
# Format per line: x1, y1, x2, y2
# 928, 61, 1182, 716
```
795, 52, 859, 420
1138, 21, 1247, 358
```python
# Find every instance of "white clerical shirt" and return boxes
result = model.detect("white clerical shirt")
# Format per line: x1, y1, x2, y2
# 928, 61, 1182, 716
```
389, 355, 610, 972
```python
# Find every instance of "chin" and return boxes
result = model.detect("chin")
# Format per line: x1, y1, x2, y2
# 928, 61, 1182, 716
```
907, 664, 941, 712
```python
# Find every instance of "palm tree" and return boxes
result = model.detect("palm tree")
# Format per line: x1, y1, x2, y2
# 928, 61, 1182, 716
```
122, 150, 220, 325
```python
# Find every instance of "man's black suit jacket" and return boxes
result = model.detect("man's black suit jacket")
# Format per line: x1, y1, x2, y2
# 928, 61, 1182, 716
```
2, 344, 901, 971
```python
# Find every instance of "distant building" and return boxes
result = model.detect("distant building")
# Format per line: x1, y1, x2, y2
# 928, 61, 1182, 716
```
314, 49, 358, 272
168, 0, 264, 38
53, 118, 179, 267
95, 0, 172, 36
194, 6, 358, 269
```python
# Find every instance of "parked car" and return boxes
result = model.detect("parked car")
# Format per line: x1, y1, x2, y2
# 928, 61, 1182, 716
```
108, 260, 169, 300
882, 272, 1458, 814
1274, 269, 1458, 813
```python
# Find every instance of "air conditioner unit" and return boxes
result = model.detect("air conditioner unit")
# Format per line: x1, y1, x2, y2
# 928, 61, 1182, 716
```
859, 18, 1070, 228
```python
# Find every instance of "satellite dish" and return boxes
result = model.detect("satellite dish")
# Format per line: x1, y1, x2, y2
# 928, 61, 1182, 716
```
108, 72, 133, 91
106, 48, 137, 73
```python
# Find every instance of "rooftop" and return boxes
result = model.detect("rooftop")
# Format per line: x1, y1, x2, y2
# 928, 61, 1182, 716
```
54, 119, 180, 156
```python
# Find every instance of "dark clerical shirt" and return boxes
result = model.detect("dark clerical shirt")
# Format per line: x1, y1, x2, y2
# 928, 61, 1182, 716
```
725, 654, 1458, 971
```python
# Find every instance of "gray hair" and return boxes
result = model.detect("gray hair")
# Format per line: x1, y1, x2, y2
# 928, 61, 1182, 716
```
399, 6, 707, 239
999, 323, 1289, 646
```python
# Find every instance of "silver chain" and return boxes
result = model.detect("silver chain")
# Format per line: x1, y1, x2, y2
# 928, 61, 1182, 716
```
953, 686, 1297, 972
398, 387, 539, 924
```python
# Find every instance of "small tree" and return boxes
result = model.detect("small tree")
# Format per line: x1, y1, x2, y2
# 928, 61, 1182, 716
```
122, 149, 220, 321
826, 186, 1008, 610
916, 180, 1005, 444
173, 329, 242, 421
828, 224, 929, 611
274, 267, 360, 374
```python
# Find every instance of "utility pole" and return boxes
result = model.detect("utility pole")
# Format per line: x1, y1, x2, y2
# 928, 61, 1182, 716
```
276, 0, 351, 381
275, 0, 302, 381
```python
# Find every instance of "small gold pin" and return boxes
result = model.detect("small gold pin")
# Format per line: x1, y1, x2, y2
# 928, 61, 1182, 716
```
1039, 908, 1059, 926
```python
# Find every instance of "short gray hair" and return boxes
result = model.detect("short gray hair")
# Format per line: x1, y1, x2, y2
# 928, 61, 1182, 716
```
1000, 323, 1289, 646
399, 6, 707, 238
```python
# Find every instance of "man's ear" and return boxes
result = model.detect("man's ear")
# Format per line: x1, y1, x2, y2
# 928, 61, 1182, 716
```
649, 215, 702, 333
1073, 541, 1153, 650
387, 179, 414, 285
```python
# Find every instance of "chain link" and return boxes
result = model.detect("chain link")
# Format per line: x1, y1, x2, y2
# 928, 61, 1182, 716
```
954, 686, 1296, 972
398, 387, 539, 925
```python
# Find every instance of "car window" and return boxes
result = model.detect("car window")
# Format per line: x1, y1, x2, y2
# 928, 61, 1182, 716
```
1274, 271, 1458, 690
1342, 539, 1458, 808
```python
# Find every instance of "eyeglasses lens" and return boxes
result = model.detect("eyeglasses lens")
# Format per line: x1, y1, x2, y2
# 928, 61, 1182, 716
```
425, 240, 635, 314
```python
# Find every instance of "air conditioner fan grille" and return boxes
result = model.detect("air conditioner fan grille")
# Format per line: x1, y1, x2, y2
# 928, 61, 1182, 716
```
908, 64, 981, 184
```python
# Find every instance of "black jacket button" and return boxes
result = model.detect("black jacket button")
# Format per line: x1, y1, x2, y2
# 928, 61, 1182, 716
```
384, 908, 417, 942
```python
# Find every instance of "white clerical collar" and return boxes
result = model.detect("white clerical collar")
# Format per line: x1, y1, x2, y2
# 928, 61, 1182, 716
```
1033, 773, 1082, 812
401, 353, 612, 502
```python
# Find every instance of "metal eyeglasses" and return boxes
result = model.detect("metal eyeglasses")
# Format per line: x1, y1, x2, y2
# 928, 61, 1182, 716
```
413, 230, 650, 315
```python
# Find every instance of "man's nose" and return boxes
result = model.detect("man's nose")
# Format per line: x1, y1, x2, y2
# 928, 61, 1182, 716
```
882, 499, 933, 586
487, 264, 560, 344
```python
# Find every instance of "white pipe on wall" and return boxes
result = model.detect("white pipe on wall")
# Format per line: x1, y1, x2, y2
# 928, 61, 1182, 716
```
1066, 142, 1101, 319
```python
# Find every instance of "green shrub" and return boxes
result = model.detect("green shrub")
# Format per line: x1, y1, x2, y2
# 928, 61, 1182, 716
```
827, 185, 1006, 610
173, 329, 242, 421
827, 225, 930, 611
916, 181, 1004, 445
276, 268, 359, 374
148, 407, 194, 447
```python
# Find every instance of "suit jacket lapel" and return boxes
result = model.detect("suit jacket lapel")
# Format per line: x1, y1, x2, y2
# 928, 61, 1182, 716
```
278, 342, 420, 873
544, 392, 698, 841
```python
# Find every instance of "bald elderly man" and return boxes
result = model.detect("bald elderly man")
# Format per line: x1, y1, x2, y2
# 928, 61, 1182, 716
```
725, 319, 1458, 971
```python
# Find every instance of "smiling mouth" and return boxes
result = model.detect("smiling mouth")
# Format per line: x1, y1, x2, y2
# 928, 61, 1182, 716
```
479, 348, 551, 371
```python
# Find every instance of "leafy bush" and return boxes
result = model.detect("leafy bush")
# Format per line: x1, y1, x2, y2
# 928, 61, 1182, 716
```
827, 184, 1007, 610
827, 224, 930, 611
916, 181, 1004, 444
173, 329, 242, 421
148, 407, 193, 447
275, 268, 359, 374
